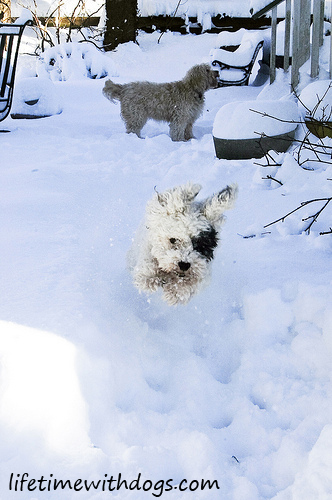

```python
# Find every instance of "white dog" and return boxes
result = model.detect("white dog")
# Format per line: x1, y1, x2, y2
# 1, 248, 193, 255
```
127, 182, 237, 305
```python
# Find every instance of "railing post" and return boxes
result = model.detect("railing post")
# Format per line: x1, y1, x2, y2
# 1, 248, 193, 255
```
252, 0, 325, 87
311, 0, 323, 78
284, 0, 291, 71
319, 0, 325, 46
330, 2, 332, 78
291, 0, 311, 88
270, 5, 277, 82
291, 0, 301, 87
299, 0, 311, 66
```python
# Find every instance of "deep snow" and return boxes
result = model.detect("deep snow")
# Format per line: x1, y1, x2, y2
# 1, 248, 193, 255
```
1, 28, 332, 500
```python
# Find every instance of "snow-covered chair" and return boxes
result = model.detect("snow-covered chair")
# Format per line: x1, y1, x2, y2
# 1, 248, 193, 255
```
210, 30, 264, 87
0, 19, 32, 122
11, 77, 63, 119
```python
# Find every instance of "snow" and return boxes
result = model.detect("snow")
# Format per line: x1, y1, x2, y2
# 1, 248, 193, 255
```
215, 28, 247, 47
137, 0, 253, 19
10, 0, 276, 20
0, 321, 92, 457
1, 27, 332, 500
299, 79, 332, 122
249, 0, 272, 12
13, 8, 33, 24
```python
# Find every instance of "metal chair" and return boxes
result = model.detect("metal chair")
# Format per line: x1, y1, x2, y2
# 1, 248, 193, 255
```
0, 19, 32, 122
210, 31, 264, 87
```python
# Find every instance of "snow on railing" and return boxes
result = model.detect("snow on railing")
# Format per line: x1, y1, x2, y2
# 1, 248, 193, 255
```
251, 0, 326, 87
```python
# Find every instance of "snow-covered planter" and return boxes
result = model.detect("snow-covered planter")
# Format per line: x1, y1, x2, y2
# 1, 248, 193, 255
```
11, 77, 62, 119
213, 99, 299, 159
299, 80, 332, 138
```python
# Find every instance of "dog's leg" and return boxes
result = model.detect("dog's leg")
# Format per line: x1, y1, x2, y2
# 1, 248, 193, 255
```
134, 272, 162, 292
169, 121, 186, 142
123, 117, 147, 137
121, 107, 147, 138
184, 122, 194, 141
125, 123, 144, 137
162, 279, 198, 305
132, 257, 163, 292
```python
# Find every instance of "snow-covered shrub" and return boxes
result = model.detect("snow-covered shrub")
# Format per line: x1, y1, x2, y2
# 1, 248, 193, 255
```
37, 42, 118, 81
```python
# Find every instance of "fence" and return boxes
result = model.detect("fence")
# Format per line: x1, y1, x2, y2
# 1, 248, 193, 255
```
251, 0, 327, 87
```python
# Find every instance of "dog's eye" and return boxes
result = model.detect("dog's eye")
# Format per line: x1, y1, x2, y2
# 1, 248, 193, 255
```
169, 238, 177, 244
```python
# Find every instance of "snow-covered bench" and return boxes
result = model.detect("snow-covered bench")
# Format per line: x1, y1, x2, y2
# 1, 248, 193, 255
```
0, 19, 32, 122
210, 29, 264, 87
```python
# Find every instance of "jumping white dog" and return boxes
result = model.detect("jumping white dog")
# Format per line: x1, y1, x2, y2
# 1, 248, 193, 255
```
127, 182, 237, 305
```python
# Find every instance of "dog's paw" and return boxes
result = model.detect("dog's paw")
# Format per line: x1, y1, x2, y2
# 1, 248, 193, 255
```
162, 283, 193, 306
134, 273, 162, 293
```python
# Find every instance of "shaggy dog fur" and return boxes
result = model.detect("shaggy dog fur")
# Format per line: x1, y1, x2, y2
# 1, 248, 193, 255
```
127, 182, 238, 306
102, 64, 219, 141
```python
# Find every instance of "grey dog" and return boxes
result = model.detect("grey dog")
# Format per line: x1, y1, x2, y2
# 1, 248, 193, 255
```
102, 63, 219, 141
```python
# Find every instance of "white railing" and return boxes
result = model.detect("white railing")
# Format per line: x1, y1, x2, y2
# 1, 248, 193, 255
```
251, 0, 326, 87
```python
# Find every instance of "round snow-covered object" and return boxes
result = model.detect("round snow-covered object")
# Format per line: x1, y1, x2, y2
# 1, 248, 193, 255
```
11, 77, 62, 118
213, 99, 299, 140
298, 80, 332, 121
213, 99, 299, 159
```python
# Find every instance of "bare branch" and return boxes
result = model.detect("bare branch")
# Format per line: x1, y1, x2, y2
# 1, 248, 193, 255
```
158, 0, 183, 44
302, 198, 332, 234
249, 108, 300, 125
320, 228, 332, 235
264, 197, 332, 234
262, 175, 283, 185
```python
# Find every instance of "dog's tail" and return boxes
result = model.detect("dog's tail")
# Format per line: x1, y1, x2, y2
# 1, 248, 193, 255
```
102, 79, 124, 102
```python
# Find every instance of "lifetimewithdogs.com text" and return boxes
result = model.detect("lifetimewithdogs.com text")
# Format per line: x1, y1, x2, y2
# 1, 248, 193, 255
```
9, 472, 220, 497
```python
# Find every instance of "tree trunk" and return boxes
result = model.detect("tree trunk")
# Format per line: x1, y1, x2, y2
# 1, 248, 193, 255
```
0, 0, 11, 22
104, 0, 137, 51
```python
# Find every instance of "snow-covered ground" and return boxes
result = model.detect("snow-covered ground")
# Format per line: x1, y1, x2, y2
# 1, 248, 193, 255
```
1, 29, 332, 500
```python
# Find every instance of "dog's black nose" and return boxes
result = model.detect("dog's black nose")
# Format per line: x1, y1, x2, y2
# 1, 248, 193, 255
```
178, 261, 191, 272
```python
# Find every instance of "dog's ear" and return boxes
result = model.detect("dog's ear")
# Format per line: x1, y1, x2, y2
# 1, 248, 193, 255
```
181, 183, 202, 202
201, 184, 238, 224
156, 183, 202, 209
